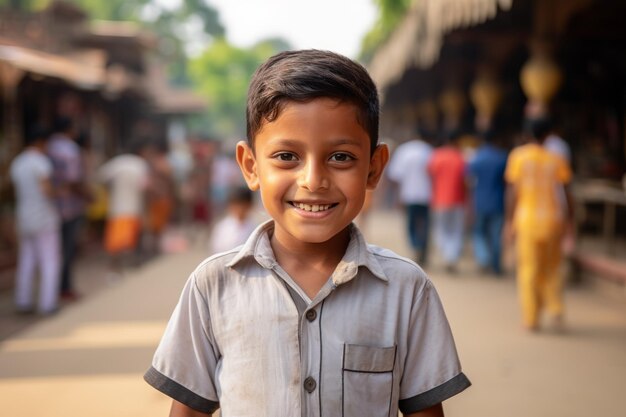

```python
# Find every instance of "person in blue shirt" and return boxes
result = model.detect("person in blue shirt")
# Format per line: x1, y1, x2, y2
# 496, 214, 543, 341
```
466, 128, 508, 276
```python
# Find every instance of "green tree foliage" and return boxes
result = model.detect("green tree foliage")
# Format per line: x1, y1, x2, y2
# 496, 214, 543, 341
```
0, 0, 47, 10
359, 0, 413, 63
188, 38, 291, 139
74, 0, 225, 85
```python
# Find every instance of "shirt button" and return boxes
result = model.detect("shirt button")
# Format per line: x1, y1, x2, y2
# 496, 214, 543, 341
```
305, 309, 317, 322
303, 376, 317, 393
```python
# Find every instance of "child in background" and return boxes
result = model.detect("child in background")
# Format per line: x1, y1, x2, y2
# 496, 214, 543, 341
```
208, 186, 257, 254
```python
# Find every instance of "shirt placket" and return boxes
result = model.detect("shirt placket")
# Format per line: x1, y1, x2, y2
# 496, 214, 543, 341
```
300, 280, 339, 417
270, 264, 340, 417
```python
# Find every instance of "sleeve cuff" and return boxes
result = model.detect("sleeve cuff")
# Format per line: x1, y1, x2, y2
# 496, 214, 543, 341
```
399, 372, 471, 414
144, 366, 219, 414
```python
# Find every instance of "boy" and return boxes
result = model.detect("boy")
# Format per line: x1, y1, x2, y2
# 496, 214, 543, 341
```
145, 50, 470, 417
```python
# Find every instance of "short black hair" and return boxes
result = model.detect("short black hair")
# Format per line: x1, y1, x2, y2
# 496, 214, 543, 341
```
246, 49, 379, 154
442, 128, 463, 145
53, 116, 73, 133
524, 117, 552, 141
24, 124, 50, 147
227, 186, 253, 205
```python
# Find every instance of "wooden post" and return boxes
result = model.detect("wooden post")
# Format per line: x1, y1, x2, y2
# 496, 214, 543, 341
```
0, 62, 24, 194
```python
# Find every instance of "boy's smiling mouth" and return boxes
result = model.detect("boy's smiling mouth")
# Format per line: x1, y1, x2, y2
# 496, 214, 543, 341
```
289, 201, 338, 212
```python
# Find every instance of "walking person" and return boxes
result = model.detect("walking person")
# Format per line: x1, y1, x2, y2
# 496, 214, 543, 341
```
145, 140, 176, 257
47, 117, 90, 300
98, 140, 151, 278
466, 129, 508, 276
504, 117, 574, 332
10, 125, 61, 315
428, 130, 467, 272
387, 129, 434, 265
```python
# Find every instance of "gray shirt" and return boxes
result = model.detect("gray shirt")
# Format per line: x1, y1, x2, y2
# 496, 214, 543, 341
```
145, 221, 470, 416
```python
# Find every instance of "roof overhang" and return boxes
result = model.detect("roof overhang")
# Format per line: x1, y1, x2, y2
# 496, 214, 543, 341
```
0, 44, 105, 90
369, 0, 513, 96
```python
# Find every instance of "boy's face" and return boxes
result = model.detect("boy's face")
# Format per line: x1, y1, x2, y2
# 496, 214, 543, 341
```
237, 98, 388, 247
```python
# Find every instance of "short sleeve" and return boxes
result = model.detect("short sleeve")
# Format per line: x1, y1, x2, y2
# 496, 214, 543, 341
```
398, 280, 471, 414
144, 273, 221, 414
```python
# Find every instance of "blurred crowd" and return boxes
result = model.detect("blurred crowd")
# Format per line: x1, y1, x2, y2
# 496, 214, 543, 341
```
9, 116, 255, 317
384, 115, 574, 331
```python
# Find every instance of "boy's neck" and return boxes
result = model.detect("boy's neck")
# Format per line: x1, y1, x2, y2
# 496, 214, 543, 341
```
270, 225, 351, 299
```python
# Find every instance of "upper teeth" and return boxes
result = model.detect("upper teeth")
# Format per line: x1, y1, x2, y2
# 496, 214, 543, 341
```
295, 203, 332, 212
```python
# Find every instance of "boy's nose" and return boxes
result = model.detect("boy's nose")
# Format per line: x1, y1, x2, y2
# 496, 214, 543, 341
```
297, 160, 330, 191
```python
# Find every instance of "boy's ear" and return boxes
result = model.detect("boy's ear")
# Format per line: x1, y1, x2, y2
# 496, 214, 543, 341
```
366, 143, 389, 189
236, 141, 260, 191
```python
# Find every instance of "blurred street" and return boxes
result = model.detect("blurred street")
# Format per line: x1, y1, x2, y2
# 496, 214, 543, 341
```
0, 209, 624, 417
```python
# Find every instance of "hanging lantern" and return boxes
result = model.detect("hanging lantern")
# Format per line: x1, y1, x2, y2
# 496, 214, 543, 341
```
520, 53, 563, 106
417, 98, 439, 131
470, 74, 502, 120
438, 88, 466, 130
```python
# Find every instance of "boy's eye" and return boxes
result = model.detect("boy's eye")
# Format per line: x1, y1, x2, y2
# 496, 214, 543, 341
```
275, 152, 297, 162
329, 152, 354, 162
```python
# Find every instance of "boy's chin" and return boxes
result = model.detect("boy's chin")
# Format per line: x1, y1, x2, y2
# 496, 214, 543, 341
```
293, 225, 352, 244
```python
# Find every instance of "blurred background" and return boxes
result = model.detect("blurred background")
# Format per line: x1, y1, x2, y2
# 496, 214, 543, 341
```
0, 1, 625, 416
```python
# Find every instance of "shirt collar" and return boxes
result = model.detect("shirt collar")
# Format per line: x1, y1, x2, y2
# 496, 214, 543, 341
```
226, 219, 388, 284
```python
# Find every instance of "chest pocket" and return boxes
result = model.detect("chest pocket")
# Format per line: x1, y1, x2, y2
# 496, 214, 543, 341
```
342, 344, 397, 417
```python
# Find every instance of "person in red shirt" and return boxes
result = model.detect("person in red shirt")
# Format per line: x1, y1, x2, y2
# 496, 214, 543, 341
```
428, 131, 466, 272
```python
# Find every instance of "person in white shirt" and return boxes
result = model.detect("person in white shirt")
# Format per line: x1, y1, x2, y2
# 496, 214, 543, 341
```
544, 123, 571, 164
545, 132, 571, 162
10, 126, 61, 315
387, 131, 434, 265
98, 141, 151, 276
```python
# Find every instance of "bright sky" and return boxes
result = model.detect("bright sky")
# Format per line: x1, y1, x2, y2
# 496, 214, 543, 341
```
207, 0, 377, 58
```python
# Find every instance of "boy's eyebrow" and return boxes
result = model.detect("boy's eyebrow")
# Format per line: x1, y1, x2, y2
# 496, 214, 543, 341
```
266, 138, 365, 148
331, 138, 364, 147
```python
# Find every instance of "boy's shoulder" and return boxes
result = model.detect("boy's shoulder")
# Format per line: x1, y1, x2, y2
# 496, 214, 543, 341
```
193, 247, 244, 277
365, 243, 430, 287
